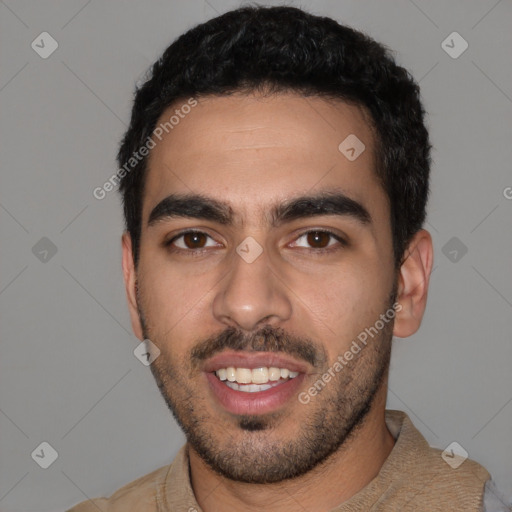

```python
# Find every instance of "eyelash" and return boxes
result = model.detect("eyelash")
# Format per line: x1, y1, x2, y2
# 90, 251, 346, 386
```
291, 230, 348, 253
164, 229, 348, 255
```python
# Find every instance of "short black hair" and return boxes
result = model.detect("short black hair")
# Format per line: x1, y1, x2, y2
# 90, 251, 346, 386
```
118, 5, 430, 267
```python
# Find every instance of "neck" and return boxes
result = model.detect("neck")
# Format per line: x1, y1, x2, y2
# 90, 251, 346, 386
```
189, 388, 395, 512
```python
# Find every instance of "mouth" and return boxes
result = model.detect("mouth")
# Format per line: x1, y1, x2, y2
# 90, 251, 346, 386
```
203, 352, 308, 416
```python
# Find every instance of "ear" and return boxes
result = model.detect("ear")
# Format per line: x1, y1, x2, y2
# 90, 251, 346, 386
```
393, 229, 434, 338
122, 232, 144, 340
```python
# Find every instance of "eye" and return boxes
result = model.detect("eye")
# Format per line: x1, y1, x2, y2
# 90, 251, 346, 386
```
167, 231, 220, 251
291, 230, 346, 250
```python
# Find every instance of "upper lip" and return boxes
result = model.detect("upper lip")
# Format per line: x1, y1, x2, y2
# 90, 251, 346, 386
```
202, 351, 310, 374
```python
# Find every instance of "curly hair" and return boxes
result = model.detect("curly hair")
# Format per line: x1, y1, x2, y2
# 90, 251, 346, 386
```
118, 5, 431, 268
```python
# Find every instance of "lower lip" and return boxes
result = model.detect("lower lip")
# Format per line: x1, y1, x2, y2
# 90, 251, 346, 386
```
206, 372, 305, 415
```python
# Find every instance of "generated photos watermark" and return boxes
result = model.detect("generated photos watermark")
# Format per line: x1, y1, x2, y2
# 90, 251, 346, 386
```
93, 97, 198, 200
298, 301, 402, 405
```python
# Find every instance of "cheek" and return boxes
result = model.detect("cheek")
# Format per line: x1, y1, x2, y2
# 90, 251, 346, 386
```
289, 261, 391, 355
138, 260, 213, 333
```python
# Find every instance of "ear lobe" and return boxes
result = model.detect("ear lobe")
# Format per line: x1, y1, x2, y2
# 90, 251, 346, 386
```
393, 229, 434, 338
121, 232, 144, 340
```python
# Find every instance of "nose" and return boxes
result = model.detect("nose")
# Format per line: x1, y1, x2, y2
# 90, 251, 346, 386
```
212, 243, 292, 332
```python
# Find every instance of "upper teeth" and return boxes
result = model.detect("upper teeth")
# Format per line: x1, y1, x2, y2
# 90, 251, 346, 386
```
216, 367, 299, 384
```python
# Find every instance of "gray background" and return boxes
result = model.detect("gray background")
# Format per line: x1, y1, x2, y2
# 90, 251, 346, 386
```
0, 0, 511, 510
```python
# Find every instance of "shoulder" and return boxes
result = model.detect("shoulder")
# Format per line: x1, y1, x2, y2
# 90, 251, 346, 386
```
381, 410, 491, 510
66, 465, 170, 512
482, 479, 512, 512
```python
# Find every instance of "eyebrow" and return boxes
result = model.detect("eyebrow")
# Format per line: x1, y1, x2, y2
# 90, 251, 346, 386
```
272, 192, 371, 226
148, 194, 233, 226
147, 191, 371, 228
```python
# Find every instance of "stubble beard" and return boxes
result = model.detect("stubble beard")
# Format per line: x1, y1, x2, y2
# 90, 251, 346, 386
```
138, 292, 394, 484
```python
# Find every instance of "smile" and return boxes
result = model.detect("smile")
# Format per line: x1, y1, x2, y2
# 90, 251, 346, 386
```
203, 352, 307, 415
215, 366, 299, 392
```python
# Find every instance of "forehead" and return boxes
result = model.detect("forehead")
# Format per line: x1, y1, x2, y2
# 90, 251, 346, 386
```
143, 93, 387, 225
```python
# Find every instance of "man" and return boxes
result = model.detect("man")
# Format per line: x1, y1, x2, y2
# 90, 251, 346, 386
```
69, 6, 508, 512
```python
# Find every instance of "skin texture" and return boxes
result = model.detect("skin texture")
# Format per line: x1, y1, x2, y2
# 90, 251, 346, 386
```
122, 93, 433, 511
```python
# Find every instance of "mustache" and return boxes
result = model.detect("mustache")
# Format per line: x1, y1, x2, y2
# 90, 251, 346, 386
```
190, 325, 326, 369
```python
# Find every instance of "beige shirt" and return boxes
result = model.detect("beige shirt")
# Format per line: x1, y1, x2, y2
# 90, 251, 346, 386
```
68, 410, 490, 511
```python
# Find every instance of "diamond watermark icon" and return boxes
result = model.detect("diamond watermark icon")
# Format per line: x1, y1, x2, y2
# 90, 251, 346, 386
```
338, 134, 365, 161
32, 237, 58, 263
442, 441, 468, 469
31, 32, 59, 59
441, 32, 468, 59
442, 237, 468, 263
134, 339, 161, 366
236, 237, 263, 263
31, 441, 58, 469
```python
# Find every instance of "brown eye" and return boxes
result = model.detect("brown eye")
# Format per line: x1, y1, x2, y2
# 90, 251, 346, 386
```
169, 231, 218, 251
182, 232, 207, 249
306, 231, 332, 248
291, 230, 346, 251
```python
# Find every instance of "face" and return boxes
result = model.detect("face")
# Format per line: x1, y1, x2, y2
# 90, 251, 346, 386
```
126, 93, 398, 483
